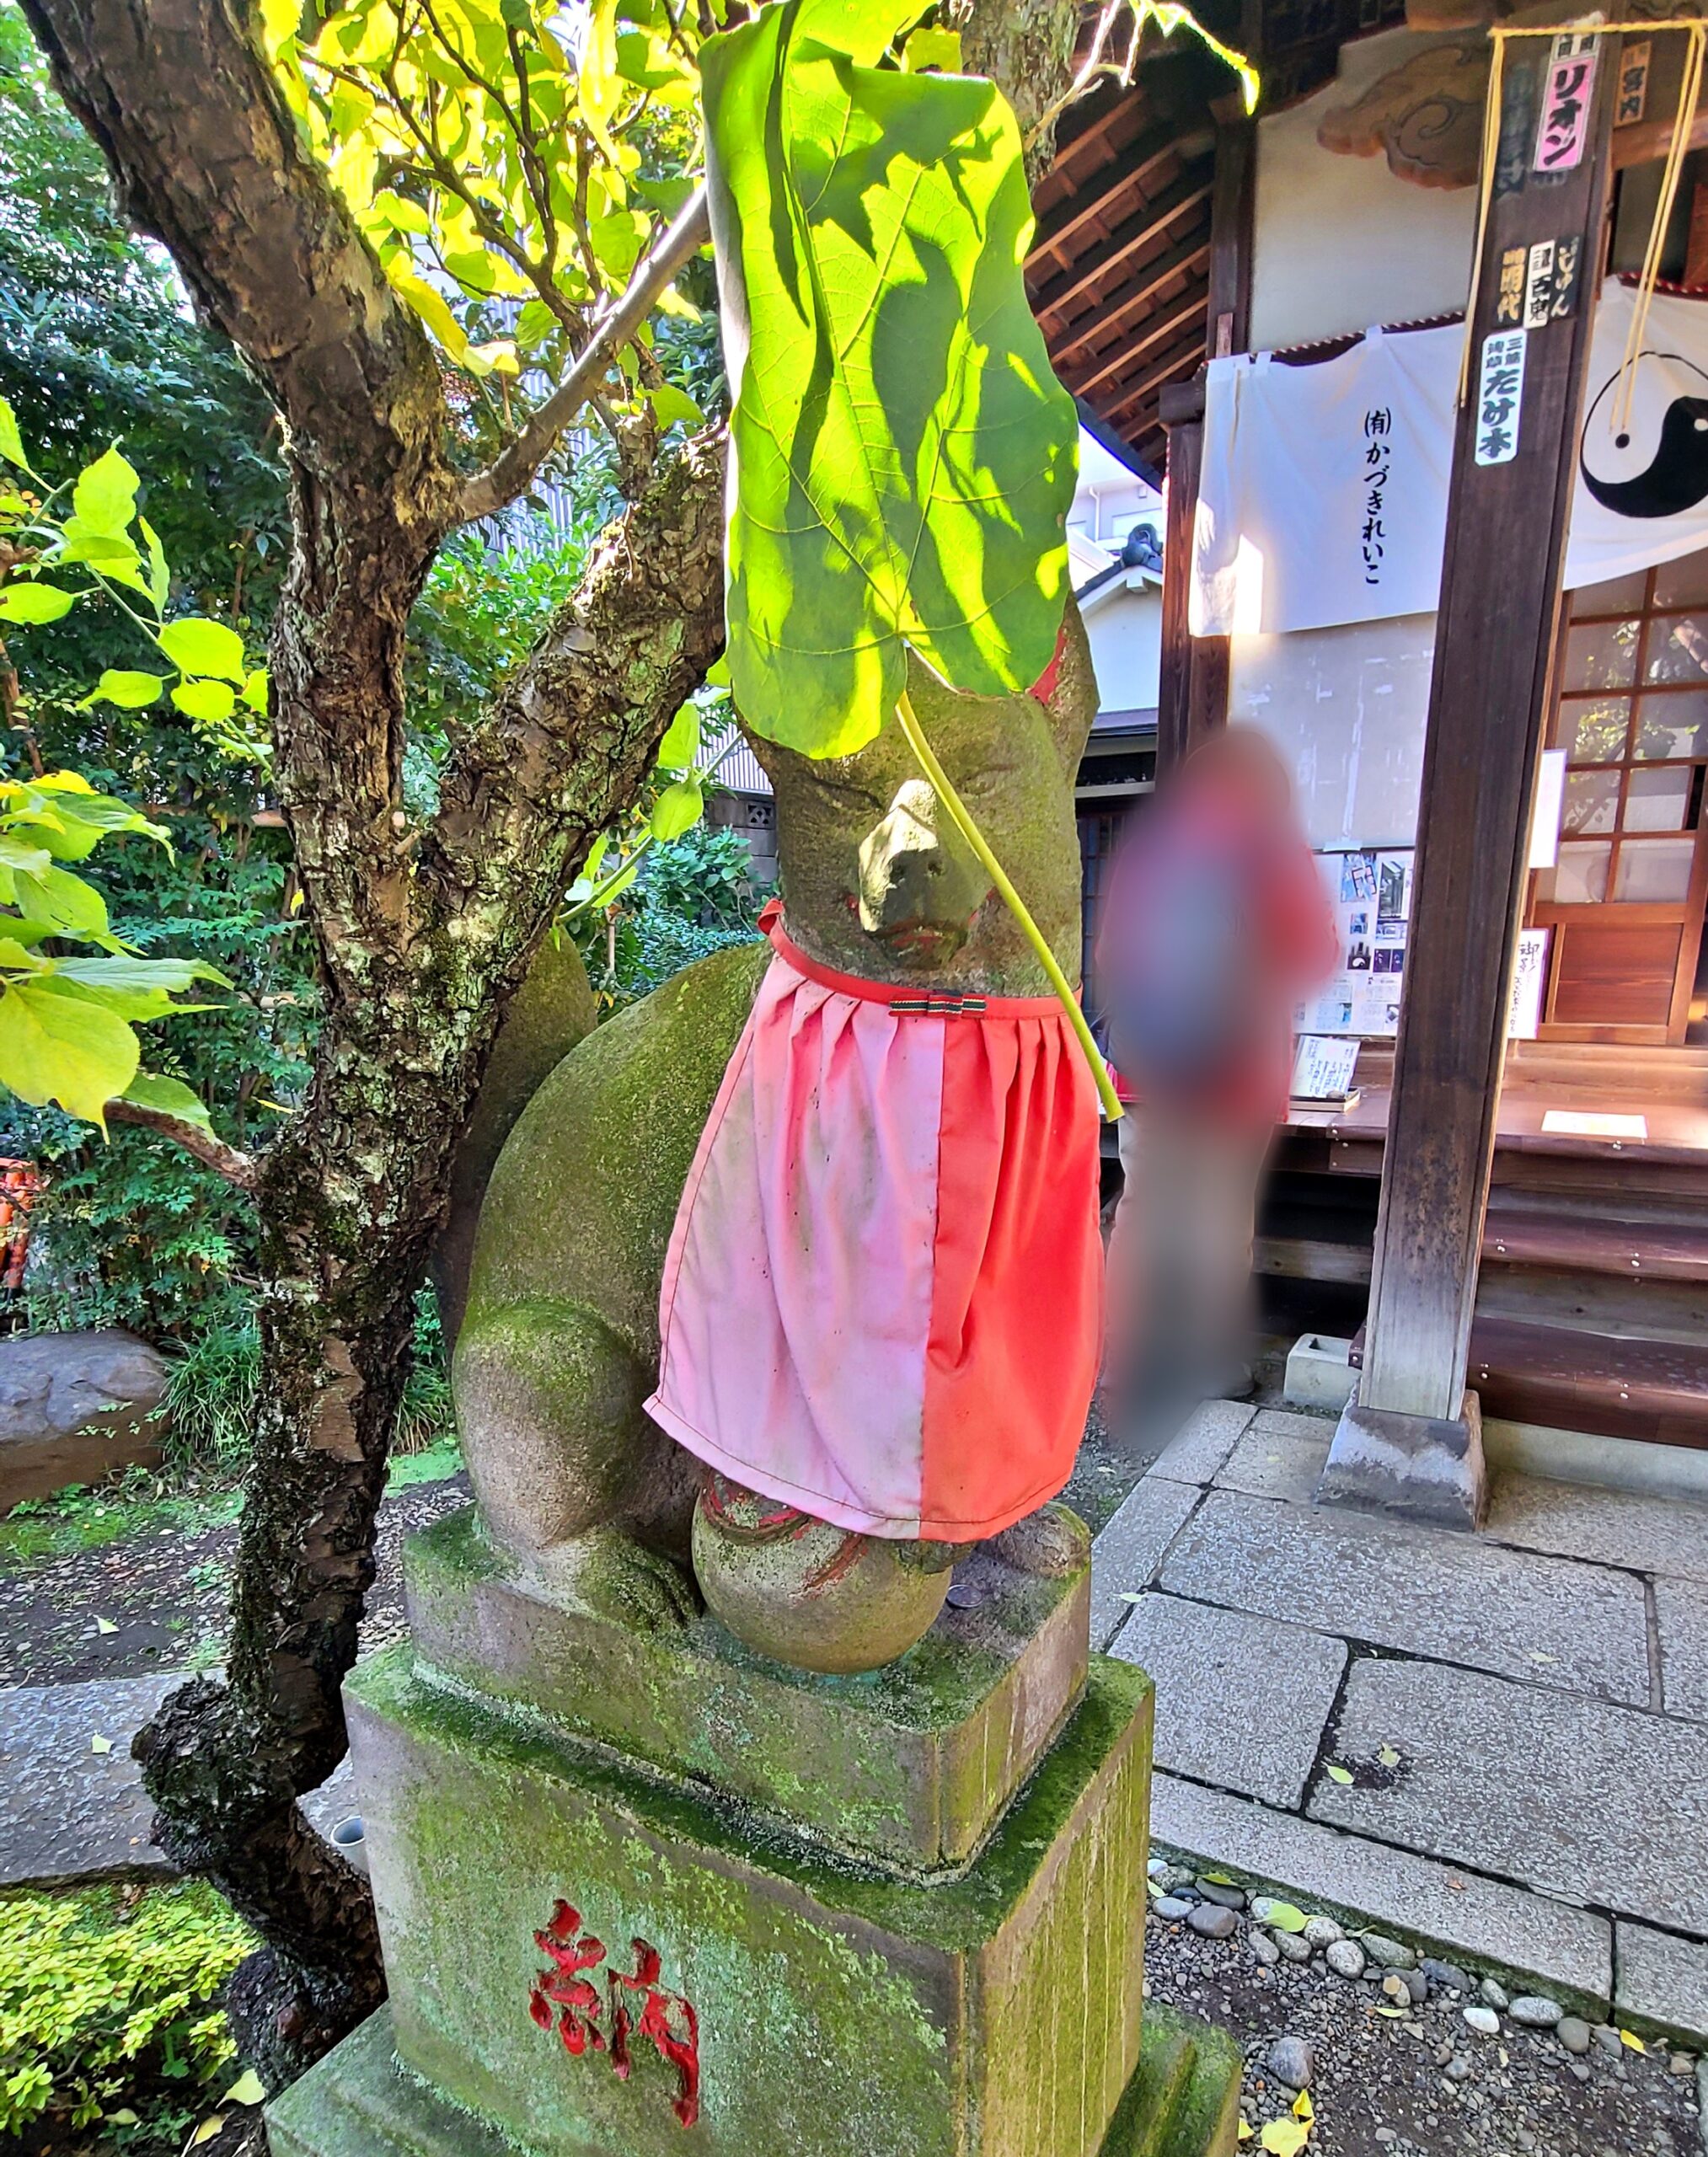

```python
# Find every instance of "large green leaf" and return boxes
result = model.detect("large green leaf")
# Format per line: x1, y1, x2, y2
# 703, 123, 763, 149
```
702, 0, 1078, 756
121, 1070, 217, 1138
0, 977, 139, 1127
13, 860, 109, 938
0, 583, 75, 624
158, 615, 247, 683
70, 446, 139, 538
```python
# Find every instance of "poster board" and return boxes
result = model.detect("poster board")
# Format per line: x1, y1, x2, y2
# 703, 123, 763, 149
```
1296, 848, 1413, 1036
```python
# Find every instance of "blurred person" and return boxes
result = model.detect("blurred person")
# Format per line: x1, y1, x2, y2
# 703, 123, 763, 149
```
1098, 728, 1336, 1456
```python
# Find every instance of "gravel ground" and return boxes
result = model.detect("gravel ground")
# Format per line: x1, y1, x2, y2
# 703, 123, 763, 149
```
0, 1470, 471, 1687
1143, 1867, 1703, 2157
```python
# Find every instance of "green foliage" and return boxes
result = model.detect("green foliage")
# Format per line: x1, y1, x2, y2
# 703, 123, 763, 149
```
0, 1465, 244, 1572
0, 1879, 253, 2134
0, 4, 287, 632
703, 0, 1077, 756
573, 822, 765, 1010
158, 1286, 452, 1474
644, 821, 760, 930
262, 0, 716, 436
0, 767, 229, 1127
394, 1286, 456, 1454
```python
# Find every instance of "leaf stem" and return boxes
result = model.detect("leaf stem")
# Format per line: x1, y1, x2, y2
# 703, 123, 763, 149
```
893, 688, 1122, 1121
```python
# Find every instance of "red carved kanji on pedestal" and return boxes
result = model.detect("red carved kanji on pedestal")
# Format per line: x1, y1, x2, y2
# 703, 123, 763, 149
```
527, 1899, 701, 2128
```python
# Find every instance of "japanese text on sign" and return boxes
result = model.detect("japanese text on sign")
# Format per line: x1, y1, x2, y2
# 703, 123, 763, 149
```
527, 1899, 702, 2128
1475, 329, 1527, 467
1361, 407, 1392, 588
1535, 43, 1599, 172
1618, 40, 1651, 126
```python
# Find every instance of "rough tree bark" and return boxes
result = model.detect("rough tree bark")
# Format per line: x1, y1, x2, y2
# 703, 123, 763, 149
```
19, 0, 1091, 2081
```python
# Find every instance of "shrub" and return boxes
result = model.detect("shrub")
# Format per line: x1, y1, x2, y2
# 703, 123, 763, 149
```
0, 1880, 253, 2135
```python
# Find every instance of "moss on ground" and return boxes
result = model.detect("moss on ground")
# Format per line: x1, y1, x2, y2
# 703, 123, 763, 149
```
0, 1470, 244, 1574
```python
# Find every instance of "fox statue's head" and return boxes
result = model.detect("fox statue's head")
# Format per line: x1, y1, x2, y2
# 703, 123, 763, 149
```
743, 599, 1098, 998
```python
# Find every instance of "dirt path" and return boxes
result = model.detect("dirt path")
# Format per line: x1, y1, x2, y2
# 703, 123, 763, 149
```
0, 1470, 471, 1689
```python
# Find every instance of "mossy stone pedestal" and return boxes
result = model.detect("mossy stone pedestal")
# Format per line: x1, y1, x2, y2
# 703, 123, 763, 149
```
266, 1507, 1240, 2157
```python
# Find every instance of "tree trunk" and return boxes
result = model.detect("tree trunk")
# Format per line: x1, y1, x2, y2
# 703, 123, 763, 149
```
136, 436, 728, 2078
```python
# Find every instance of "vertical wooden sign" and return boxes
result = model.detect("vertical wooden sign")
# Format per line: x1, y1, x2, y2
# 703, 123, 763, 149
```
1357, 29, 1623, 1429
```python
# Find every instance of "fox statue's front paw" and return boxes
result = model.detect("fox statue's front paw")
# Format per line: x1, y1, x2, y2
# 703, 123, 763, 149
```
987, 1501, 1090, 1580
519, 1526, 700, 1634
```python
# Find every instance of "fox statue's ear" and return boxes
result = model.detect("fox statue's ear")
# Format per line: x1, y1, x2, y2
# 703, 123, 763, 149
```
1031, 595, 1099, 774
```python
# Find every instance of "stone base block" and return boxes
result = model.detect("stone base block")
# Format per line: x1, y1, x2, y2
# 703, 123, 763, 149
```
1315, 1386, 1487, 1531
1282, 1334, 1356, 1413
267, 1999, 1240, 2157
327, 1645, 1158, 2157
404, 1505, 1088, 1875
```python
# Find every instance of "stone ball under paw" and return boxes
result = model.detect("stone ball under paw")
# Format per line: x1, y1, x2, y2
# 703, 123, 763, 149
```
691, 1475, 951, 1676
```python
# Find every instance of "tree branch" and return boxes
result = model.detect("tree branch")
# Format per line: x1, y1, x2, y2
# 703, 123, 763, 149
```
455, 185, 711, 526
427, 422, 727, 927
106, 1095, 260, 1190
20, 0, 460, 544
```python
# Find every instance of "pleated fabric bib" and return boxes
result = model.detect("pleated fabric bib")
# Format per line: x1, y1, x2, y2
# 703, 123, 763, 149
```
645, 904, 1103, 1543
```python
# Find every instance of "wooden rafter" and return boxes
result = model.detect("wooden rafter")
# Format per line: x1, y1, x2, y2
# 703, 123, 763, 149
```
1078, 292, 1208, 410
1030, 160, 1213, 326
1028, 114, 1193, 270
1051, 227, 1213, 373
1100, 316, 1210, 426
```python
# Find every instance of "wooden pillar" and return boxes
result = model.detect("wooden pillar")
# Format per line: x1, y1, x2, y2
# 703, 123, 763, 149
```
1319, 27, 1623, 1528
1157, 100, 1253, 781
1156, 381, 1206, 779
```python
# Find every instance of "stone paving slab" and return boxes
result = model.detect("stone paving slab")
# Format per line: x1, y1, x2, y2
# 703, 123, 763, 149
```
1087, 1478, 1202, 1650
1148, 1400, 1256, 1488
1159, 1488, 1652, 1705
1614, 1920, 1708, 2044
1107, 1592, 1345, 1808
1486, 1473, 1708, 1582
0, 1673, 176, 1886
1310, 1656, 1708, 1937
1150, 1771, 1614, 2010
1653, 1579, 1708, 1725
1211, 1422, 1330, 1507
0, 1674, 357, 1888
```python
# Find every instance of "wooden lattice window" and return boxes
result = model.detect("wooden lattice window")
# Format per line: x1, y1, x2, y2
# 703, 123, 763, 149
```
1529, 554, 1708, 1041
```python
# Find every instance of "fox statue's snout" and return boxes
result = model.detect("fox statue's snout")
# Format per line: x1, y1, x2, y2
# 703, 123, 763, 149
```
855, 777, 988, 966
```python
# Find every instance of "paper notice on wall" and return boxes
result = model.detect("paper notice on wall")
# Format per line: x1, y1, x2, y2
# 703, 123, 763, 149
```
1295, 849, 1412, 1036
1508, 926, 1551, 1039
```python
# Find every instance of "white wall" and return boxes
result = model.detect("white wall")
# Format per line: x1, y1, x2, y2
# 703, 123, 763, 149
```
1229, 612, 1434, 850
1249, 27, 1478, 352
1084, 577, 1163, 718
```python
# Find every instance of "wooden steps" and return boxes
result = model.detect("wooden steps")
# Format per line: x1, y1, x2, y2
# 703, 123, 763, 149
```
1348, 1318, 1708, 1447
1480, 1207, 1708, 1283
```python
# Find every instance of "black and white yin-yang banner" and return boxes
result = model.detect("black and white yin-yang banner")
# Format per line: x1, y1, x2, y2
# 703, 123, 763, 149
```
1568, 279, 1708, 587
1188, 280, 1708, 636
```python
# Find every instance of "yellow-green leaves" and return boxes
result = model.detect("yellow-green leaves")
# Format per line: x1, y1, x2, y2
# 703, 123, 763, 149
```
0, 399, 27, 473
89, 669, 166, 709
704, 0, 1078, 756
0, 979, 140, 1129
158, 616, 247, 682
70, 446, 140, 537
650, 777, 703, 840
265, 0, 705, 383
0, 407, 270, 763
0, 584, 75, 624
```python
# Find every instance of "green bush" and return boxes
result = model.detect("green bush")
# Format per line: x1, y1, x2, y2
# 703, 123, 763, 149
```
0, 1879, 254, 2135
159, 1285, 455, 1475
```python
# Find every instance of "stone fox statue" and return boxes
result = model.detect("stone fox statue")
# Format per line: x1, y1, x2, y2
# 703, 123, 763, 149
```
452, 602, 1104, 1675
